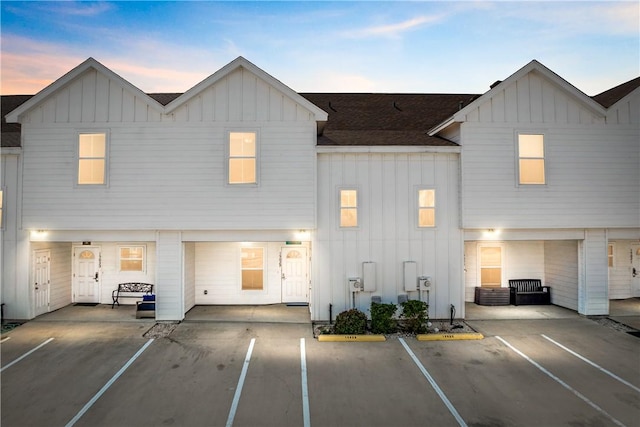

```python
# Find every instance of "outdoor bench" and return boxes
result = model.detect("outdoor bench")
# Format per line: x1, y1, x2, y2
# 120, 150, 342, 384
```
508, 279, 550, 305
111, 282, 154, 308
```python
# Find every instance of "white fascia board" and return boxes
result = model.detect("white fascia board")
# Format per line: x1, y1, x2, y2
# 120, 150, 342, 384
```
5, 57, 164, 123
316, 145, 461, 154
427, 117, 456, 136
165, 56, 328, 121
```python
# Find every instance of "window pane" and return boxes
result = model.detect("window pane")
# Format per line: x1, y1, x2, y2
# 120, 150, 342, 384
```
419, 208, 435, 227
78, 159, 105, 184
481, 247, 501, 266
242, 270, 263, 290
340, 208, 358, 227
518, 134, 544, 157
79, 134, 106, 157
481, 268, 502, 287
229, 158, 256, 184
340, 190, 357, 208
519, 159, 545, 184
229, 132, 256, 157
418, 189, 435, 208
121, 260, 143, 271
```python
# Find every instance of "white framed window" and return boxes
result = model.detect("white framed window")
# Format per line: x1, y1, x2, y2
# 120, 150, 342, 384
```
608, 244, 614, 268
0, 189, 4, 229
478, 244, 503, 288
241, 247, 264, 290
77, 132, 108, 186
228, 131, 257, 185
339, 189, 358, 228
119, 245, 146, 272
517, 133, 545, 185
418, 189, 435, 228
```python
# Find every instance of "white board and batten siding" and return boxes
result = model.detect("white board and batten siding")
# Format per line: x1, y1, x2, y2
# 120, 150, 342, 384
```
18, 66, 320, 232
315, 152, 463, 320
156, 231, 183, 321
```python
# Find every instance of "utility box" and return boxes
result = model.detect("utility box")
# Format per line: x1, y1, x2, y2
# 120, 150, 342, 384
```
362, 262, 376, 292
418, 276, 432, 290
348, 277, 362, 292
403, 261, 418, 292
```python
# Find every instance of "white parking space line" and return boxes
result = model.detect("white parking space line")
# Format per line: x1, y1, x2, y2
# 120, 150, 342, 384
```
1, 337, 54, 372
65, 338, 155, 427
541, 334, 640, 394
399, 338, 467, 427
496, 336, 626, 427
226, 338, 256, 427
300, 338, 310, 427
1, 336, 11, 343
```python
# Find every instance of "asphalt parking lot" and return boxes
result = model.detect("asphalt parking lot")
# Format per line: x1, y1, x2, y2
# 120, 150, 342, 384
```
1, 309, 639, 427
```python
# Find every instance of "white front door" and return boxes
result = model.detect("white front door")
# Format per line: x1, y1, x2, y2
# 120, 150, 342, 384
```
632, 244, 640, 297
33, 250, 50, 316
281, 247, 309, 303
73, 246, 101, 303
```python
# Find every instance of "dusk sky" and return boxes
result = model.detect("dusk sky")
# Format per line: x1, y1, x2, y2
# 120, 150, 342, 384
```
1, 1, 638, 96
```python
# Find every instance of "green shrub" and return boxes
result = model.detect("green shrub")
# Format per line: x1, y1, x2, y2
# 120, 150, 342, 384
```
370, 302, 398, 334
400, 299, 429, 334
333, 308, 368, 334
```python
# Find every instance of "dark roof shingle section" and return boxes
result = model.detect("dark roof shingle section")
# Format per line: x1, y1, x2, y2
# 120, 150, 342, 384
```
301, 93, 478, 146
592, 76, 640, 108
2, 95, 31, 147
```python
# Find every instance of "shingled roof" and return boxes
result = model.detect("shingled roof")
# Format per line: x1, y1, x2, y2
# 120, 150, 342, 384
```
1, 95, 31, 147
300, 93, 478, 146
592, 76, 640, 108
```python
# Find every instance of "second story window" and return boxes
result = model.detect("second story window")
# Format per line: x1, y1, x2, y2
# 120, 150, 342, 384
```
340, 189, 358, 227
77, 133, 107, 185
228, 132, 257, 184
418, 189, 435, 227
518, 134, 545, 185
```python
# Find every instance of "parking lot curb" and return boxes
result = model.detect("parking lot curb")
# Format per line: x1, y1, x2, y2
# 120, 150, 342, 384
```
416, 332, 484, 341
317, 334, 386, 342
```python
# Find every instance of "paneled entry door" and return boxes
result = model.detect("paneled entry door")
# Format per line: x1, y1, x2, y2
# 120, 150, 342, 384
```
632, 244, 640, 297
33, 250, 51, 316
281, 247, 309, 303
73, 246, 101, 303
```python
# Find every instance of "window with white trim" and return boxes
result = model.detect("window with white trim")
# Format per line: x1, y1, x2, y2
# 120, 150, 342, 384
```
339, 189, 358, 227
418, 189, 435, 227
479, 245, 502, 288
241, 247, 264, 290
228, 132, 257, 184
0, 189, 4, 229
77, 133, 108, 185
119, 245, 146, 272
608, 244, 614, 268
518, 133, 545, 185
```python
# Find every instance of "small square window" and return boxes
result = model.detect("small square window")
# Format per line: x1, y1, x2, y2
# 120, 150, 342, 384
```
119, 246, 145, 272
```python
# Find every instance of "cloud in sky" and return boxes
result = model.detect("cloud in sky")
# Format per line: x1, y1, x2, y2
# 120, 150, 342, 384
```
1, 1, 638, 96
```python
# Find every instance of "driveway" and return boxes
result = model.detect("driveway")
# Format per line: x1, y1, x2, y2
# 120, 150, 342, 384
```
1, 304, 639, 427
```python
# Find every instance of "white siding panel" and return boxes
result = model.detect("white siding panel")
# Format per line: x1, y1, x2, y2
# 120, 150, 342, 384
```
544, 240, 579, 310
581, 229, 609, 315
316, 152, 462, 320
31, 242, 72, 312
184, 242, 196, 313
156, 231, 183, 320
460, 123, 639, 229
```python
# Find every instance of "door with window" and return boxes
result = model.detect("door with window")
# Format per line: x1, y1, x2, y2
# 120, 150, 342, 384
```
479, 245, 503, 288
281, 247, 309, 303
73, 246, 101, 303
33, 250, 50, 316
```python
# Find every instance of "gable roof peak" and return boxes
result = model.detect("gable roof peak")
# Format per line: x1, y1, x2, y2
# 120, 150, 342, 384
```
5, 57, 164, 123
